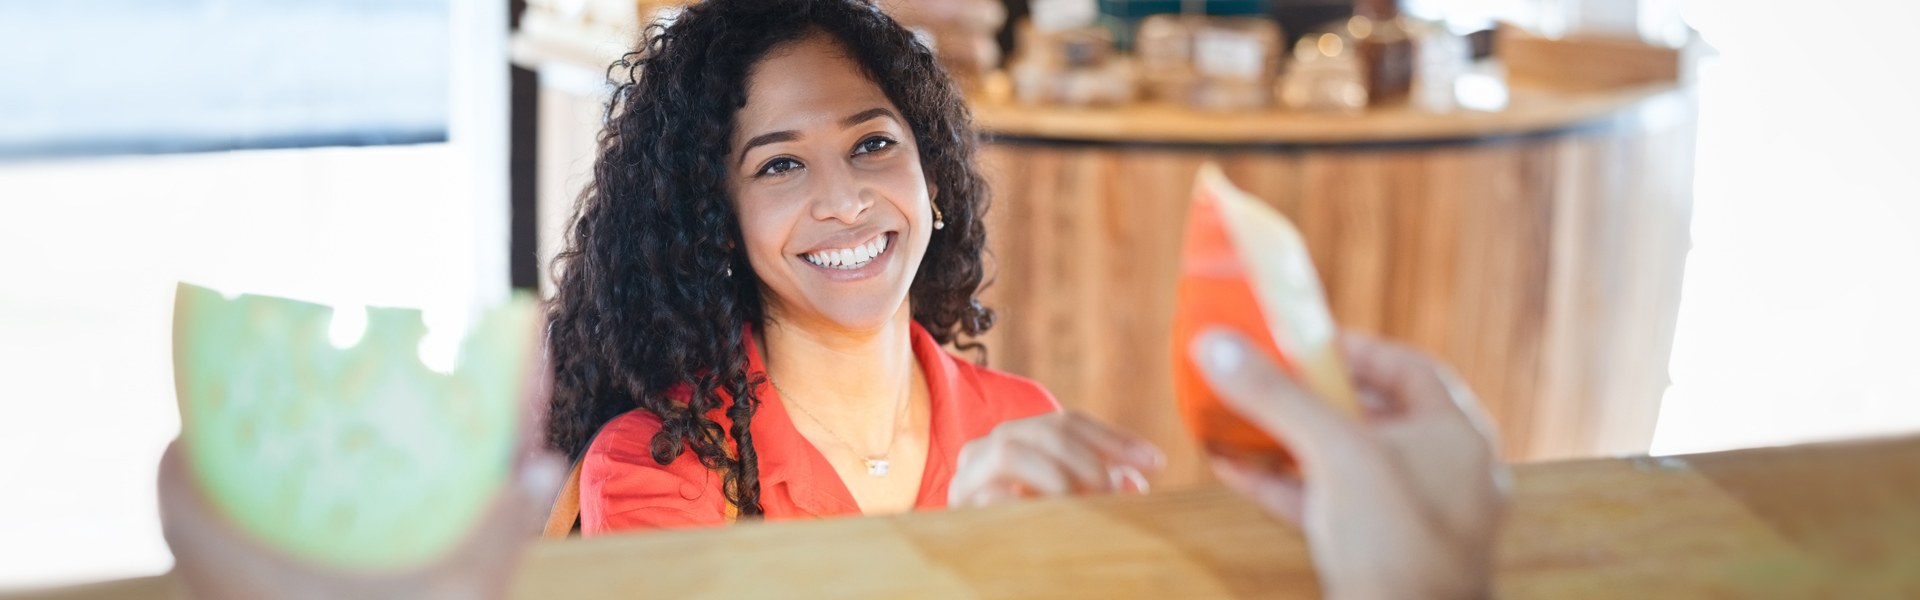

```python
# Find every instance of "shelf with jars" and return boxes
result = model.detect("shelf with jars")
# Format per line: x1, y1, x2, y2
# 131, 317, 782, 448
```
976, 21, 1684, 144
978, 0, 1686, 145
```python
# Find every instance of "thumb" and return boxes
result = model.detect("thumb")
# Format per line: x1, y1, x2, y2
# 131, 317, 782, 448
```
1190, 328, 1361, 470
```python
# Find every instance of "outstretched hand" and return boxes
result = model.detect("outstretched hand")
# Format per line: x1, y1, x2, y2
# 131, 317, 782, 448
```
948, 410, 1165, 508
1191, 329, 1509, 600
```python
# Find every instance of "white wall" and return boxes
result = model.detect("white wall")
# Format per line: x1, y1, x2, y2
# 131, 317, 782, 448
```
1651, 0, 1920, 454
0, 0, 507, 589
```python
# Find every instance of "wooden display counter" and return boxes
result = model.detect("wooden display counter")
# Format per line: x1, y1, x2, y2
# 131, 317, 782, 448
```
971, 36, 1697, 486
42, 435, 1920, 599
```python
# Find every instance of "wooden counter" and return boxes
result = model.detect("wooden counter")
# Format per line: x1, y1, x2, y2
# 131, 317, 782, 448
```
970, 36, 1697, 484
40, 435, 1920, 599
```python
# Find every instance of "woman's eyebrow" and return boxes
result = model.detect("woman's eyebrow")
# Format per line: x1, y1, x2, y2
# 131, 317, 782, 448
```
842, 107, 899, 127
736, 109, 898, 168
737, 130, 800, 167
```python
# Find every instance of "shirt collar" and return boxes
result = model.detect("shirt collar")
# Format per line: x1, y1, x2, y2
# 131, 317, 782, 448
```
742, 320, 964, 516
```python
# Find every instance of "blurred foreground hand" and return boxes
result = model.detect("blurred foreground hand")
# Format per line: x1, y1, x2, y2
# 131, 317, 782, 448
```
158, 314, 562, 600
949, 410, 1165, 508
1192, 329, 1509, 600
157, 441, 564, 600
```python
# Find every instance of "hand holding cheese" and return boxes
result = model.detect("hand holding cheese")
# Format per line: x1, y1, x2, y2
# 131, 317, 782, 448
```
170, 284, 540, 571
1172, 165, 1505, 600
163, 283, 561, 598
1190, 330, 1508, 600
1171, 162, 1360, 471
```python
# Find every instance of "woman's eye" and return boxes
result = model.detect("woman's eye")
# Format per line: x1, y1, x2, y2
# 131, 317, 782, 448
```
757, 157, 802, 176
853, 137, 896, 156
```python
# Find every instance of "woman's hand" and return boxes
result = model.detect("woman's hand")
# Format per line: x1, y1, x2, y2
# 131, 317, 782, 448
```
1190, 329, 1509, 600
948, 410, 1165, 508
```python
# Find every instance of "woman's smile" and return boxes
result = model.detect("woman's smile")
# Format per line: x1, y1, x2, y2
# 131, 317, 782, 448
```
799, 231, 895, 277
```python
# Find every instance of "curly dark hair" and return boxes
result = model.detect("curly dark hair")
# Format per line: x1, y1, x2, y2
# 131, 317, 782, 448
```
544, 0, 994, 518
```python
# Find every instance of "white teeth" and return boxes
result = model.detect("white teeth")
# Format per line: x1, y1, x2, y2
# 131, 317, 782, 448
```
805, 235, 890, 270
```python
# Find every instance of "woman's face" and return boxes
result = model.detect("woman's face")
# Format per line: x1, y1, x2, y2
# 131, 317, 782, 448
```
729, 34, 935, 333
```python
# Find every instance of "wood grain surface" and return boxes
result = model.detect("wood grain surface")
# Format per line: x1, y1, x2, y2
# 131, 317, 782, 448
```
971, 89, 1695, 485
33, 435, 1920, 600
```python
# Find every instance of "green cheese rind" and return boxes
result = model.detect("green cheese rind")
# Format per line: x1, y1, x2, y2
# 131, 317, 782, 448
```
172, 283, 536, 571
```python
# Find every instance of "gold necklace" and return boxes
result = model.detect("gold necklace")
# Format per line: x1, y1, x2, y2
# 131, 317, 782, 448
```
770, 378, 909, 477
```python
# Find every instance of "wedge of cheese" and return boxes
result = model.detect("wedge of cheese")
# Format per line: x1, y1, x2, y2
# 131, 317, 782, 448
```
1171, 163, 1360, 470
172, 283, 537, 571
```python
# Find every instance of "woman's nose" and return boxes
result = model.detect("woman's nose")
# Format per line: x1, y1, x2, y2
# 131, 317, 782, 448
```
810, 163, 873, 224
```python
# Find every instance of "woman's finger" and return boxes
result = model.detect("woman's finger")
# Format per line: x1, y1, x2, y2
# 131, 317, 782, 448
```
1111, 465, 1150, 495
1058, 412, 1166, 472
1028, 426, 1127, 493
947, 440, 1002, 504
989, 438, 1087, 497
1000, 413, 1155, 492
949, 439, 1077, 506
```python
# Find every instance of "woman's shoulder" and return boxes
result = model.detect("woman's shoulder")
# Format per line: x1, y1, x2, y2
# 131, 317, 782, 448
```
578, 409, 729, 534
935, 350, 1062, 420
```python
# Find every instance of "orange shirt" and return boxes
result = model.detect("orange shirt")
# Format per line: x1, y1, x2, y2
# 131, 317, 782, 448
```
579, 322, 1059, 534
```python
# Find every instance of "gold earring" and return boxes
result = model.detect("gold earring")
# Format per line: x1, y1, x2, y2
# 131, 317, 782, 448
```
932, 203, 945, 230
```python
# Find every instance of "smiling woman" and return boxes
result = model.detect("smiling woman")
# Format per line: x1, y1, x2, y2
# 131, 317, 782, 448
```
544, 0, 1163, 532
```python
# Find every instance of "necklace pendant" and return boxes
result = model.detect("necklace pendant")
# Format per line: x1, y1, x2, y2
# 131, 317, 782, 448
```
865, 459, 890, 477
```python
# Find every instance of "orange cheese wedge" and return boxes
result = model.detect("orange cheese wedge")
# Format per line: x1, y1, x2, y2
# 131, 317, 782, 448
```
1171, 163, 1361, 471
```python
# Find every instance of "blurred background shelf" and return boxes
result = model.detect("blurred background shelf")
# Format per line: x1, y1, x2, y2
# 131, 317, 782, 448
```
973, 82, 1675, 145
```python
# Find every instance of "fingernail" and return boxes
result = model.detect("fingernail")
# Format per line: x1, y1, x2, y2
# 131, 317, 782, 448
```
1130, 444, 1165, 468
1197, 332, 1246, 375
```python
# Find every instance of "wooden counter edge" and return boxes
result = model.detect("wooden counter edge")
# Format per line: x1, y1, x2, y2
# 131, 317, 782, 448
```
25, 434, 1919, 600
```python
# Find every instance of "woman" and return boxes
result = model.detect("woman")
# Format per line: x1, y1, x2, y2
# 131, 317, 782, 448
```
543, 0, 1163, 531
